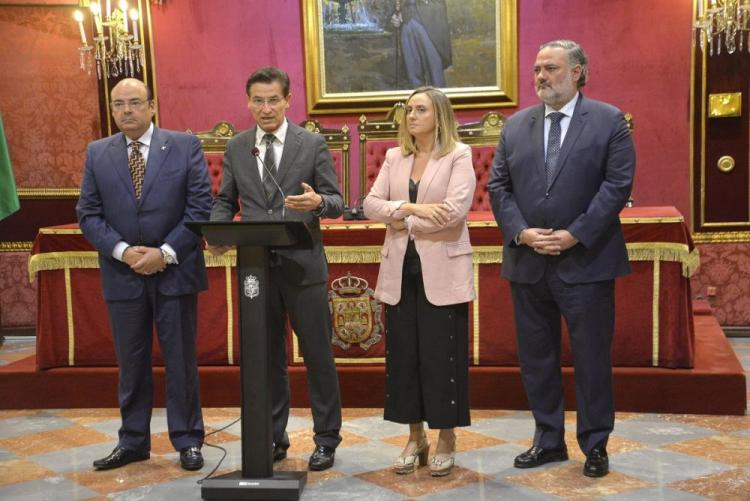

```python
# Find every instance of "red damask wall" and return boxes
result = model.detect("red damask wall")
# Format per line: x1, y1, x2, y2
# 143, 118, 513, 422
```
150, 0, 693, 218
0, 4, 100, 188
692, 244, 750, 326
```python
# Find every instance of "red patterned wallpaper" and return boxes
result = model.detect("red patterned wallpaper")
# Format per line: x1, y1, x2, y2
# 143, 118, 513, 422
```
0, 5, 100, 188
691, 243, 750, 326
0, 253, 36, 328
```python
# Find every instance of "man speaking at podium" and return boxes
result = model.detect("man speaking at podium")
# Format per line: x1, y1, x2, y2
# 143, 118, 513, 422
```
209, 66, 343, 471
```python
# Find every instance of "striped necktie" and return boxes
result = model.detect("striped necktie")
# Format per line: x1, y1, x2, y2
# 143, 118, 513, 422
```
128, 140, 145, 199
262, 133, 278, 202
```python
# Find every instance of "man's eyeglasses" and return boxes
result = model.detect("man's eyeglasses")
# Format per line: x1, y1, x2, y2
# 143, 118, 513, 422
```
111, 99, 149, 111
250, 97, 285, 109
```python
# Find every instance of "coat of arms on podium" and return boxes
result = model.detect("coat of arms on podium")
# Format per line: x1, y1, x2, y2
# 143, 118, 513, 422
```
328, 272, 383, 351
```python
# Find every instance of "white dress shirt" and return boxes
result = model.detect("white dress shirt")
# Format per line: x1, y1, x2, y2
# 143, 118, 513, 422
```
112, 123, 178, 264
255, 119, 288, 178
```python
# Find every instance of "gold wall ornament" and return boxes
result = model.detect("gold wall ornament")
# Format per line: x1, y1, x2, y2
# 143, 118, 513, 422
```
717, 155, 736, 172
708, 92, 742, 117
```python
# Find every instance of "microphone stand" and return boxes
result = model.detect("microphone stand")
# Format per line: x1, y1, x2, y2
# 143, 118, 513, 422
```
252, 147, 285, 220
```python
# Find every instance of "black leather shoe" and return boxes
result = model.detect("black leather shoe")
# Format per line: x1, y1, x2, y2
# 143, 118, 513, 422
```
273, 444, 288, 462
513, 445, 569, 468
93, 446, 149, 470
180, 446, 204, 471
308, 445, 335, 471
584, 447, 609, 477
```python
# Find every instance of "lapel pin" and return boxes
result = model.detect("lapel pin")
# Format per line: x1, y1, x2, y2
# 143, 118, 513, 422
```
161, 145, 167, 151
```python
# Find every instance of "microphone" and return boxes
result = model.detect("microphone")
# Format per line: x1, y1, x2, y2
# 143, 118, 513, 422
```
343, 194, 367, 221
252, 146, 285, 220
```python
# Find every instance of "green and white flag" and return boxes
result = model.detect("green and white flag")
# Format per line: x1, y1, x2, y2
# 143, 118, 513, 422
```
0, 113, 19, 221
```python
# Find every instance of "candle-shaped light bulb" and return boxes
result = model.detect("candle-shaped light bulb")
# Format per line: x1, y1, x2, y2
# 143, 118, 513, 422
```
119, 0, 128, 34
130, 9, 139, 42
106, 0, 111, 18
698, 0, 704, 17
90, 2, 103, 35
74, 10, 87, 45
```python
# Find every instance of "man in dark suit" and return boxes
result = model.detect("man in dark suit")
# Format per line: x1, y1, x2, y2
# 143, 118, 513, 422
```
488, 40, 636, 478
209, 66, 343, 471
77, 78, 212, 471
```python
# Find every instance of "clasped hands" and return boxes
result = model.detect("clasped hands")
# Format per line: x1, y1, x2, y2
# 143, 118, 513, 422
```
519, 228, 578, 255
123, 246, 165, 275
387, 202, 452, 231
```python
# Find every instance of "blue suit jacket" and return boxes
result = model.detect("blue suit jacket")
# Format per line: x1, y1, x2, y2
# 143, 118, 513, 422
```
488, 94, 636, 284
77, 127, 212, 300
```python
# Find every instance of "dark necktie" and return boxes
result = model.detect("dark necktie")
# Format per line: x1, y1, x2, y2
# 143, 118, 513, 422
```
262, 133, 277, 202
128, 140, 145, 199
545, 112, 565, 185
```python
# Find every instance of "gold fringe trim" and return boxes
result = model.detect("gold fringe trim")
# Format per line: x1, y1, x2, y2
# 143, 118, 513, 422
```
325, 246, 382, 263
626, 243, 700, 278
652, 262, 660, 367
225, 266, 234, 365
65, 267, 75, 366
204, 251, 236, 267
28, 243, 700, 282
28, 252, 100, 282
39, 228, 83, 235
28, 250, 239, 282
473, 263, 480, 365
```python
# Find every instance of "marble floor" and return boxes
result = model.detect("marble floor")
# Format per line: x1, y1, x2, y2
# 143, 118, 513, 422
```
0, 336, 749, 500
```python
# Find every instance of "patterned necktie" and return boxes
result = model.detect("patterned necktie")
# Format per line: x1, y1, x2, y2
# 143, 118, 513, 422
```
262, 133, 278, 202
545, 112, 565, 185
128, 140, 145, 199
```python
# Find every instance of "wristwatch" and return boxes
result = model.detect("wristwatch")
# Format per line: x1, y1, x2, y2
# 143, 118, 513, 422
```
160, 248, 176, 265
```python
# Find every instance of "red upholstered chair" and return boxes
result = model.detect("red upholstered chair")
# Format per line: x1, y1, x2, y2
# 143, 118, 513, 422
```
357, 103, 406, 202
298, 119, 352, 206
189, 120, 351, 205
187, 121, 237, 197
456, 112, 505, 211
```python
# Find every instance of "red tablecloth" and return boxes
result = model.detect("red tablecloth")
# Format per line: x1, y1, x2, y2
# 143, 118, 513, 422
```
30, 207, 698, 369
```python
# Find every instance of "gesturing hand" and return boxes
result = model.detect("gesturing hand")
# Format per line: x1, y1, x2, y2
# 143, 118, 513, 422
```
285, 182, 323, 212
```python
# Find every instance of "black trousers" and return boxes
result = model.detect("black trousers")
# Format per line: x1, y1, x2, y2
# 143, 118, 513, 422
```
384, 269, 470, 429
267, 269, 343, 450
511, 261, 615, 455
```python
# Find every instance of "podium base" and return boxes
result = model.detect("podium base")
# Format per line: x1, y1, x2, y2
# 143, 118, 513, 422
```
201, 470, 307, 500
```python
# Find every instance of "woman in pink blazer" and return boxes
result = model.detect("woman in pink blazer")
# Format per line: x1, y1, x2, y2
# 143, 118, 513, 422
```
364, 87, 476, 477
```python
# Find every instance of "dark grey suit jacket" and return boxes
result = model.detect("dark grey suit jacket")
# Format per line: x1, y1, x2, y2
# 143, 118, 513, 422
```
210, 121, 343, 285
488, 93, 636, 284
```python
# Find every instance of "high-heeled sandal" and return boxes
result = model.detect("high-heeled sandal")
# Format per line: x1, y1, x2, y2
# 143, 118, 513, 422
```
430, 433, 456, 477
393, 433, 430, 474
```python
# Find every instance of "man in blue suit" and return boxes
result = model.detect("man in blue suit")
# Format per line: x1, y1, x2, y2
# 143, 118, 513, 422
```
77, 78, 212, 471
488, 40, 635, 477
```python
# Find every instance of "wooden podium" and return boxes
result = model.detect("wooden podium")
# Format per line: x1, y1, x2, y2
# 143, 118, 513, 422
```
188, 221, 312, 500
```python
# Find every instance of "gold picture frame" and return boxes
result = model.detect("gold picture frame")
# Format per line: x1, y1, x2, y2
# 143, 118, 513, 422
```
302, 0, 517, 115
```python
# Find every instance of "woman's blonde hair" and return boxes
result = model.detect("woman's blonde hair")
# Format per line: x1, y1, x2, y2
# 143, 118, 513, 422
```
399, 86, 460, 158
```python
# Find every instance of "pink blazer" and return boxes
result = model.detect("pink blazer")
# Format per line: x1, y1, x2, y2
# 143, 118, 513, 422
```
363, 142, 476, 306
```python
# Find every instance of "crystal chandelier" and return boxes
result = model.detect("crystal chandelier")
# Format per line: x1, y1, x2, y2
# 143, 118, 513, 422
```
693, 0, 750, 55
73, 1, 145, 79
